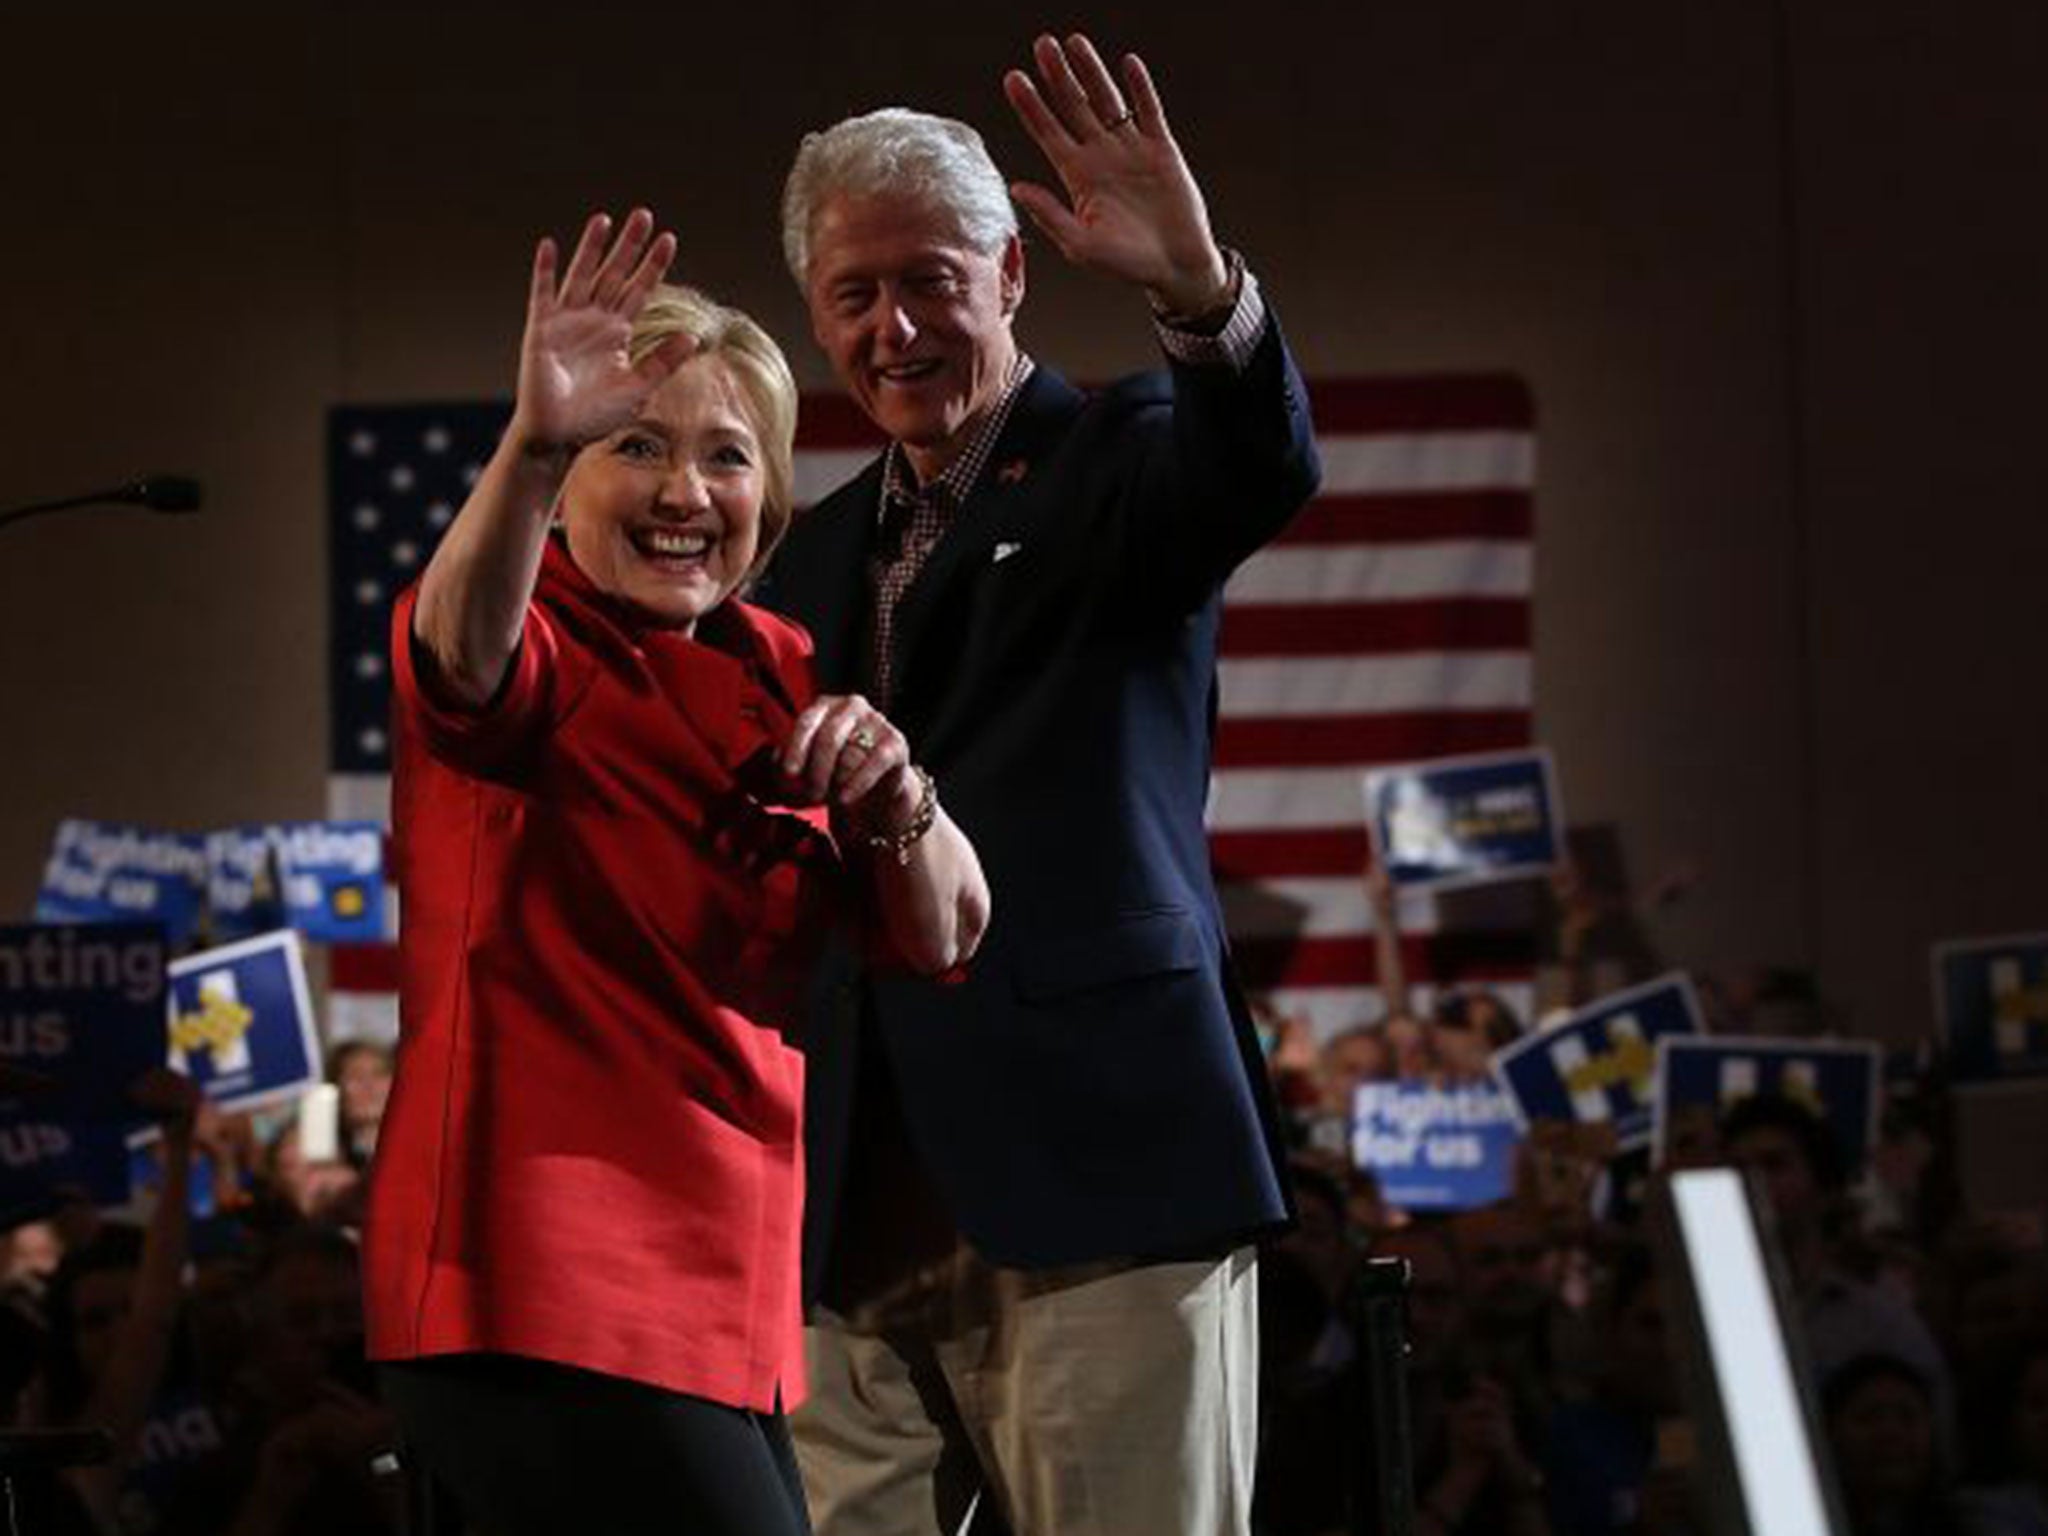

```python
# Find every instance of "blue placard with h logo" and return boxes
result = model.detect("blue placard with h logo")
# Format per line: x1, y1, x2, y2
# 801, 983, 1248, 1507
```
1934, 934, 2048, 1083
1653, 1036, 1882, 1170
1490, 971, 1704, 1152
1351, 1080, 1522, 1210
166, 932, 321, 1112
0, 923, 169, 1218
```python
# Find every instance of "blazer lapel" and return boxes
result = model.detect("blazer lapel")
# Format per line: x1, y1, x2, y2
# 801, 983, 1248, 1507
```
772, 458, 883, 694
889, 369, 1085, 726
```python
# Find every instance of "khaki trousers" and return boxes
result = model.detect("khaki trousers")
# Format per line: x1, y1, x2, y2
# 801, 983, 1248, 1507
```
793, 1245, 1259, 1536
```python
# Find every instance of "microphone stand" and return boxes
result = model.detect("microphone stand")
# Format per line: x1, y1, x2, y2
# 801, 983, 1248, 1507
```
1351, 1255, 1416, 1536
0, 478, 202, 533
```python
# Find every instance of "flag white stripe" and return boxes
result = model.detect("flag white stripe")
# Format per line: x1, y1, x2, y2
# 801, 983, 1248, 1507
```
1259, 980, 1539, 1040
329, 773, 392, 825
794, 450, 879, 506
1225, 542, 1531, 605
1210, 767, 1377, 830
1219, 652, 1532, 717
1315, 432, 1535, 495
1218, 876, 1442, 939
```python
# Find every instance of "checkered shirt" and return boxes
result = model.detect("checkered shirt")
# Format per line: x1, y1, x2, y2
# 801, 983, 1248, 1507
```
866, 352, 1036, 704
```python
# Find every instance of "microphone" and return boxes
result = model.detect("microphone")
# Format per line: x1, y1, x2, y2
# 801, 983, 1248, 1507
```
119, 475, 203, 513
0, 474, 204, 531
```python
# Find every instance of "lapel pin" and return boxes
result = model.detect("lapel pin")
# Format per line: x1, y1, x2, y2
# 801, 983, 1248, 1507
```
996, 458, 1028, 486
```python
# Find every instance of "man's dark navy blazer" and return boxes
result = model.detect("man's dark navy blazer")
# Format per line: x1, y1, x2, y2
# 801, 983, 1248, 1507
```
761, 311, 1321, 1281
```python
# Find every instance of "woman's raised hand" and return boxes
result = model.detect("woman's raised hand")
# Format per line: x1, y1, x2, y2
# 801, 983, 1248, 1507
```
512, 209, 693, 454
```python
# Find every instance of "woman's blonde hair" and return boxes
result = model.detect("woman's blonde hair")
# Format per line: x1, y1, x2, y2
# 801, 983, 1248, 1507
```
627, 283, 799, 579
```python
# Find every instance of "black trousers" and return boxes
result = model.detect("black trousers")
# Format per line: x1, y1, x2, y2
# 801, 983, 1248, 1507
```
381, 1354, 813, 1536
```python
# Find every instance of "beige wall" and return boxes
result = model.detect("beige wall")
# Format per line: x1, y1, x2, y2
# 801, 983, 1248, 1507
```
2, 1, 2042, 1050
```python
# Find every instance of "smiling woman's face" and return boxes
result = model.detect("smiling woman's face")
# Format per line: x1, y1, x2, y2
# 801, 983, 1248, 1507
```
560, 355, 765, 631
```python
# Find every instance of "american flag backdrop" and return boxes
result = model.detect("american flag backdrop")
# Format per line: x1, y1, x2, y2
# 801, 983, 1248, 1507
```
1212, 376, 1540, 1037
325, 376, 1537, 1045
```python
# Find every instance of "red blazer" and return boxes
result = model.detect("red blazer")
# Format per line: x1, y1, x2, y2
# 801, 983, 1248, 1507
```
365, 541, 836, 1412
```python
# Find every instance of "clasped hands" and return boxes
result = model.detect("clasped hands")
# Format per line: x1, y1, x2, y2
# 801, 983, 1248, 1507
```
779, 695, 923, 845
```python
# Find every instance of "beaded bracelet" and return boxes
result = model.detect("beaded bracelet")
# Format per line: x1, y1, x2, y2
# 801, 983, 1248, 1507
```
866, 765, 937, 866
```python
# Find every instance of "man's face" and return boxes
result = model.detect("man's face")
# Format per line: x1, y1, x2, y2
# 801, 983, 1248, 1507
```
1450, 1204, 1551, 1329
803, 191, 1022, 472
1727, 1124, 1821, 1232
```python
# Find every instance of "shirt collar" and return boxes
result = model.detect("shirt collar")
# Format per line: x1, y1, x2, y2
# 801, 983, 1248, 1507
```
877, 353, 1036, 520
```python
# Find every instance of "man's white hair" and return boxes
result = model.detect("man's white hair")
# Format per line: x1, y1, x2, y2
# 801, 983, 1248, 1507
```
781, 107, 1019, 287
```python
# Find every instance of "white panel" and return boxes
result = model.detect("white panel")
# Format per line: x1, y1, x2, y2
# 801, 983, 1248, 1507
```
1219, 652, 1533, 716
1317, 431, 1536, 495
1216, 876, 1442, 938
1670, 1170, 1836, 1536
793, 450, 879, 506
1225, 541, 1532, 605
1209, 767, 1375, 831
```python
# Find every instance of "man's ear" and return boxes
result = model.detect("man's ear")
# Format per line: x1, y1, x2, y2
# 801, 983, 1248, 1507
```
999, 234, 1026, 317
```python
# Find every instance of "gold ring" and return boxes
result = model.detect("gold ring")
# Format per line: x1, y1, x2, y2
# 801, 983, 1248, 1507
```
1103, 108, 1136, 130
850, 726, 878, 753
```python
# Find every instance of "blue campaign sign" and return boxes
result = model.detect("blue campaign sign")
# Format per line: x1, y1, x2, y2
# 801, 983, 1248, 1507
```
1351, 1080, 1521, 1211
0, 924, 168, 1115
204, 827, 287, 943
0, 923, 169, 1219
1490, 972, 1704, 1152
166, 932, 321, 1112
272, 822, 387, 943
1362, 749, 1564, 891
1933, 933, 2048, 1083
0, 1123, 133, 1221
1653, 1036, 1882, 1171
35, 820, 208, 950
127, 1138, 221, 1220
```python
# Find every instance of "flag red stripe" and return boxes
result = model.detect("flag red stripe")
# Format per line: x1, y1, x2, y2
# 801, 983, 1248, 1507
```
1308, 375, 1533, 433
793, 394, 889, 451
1271, 492, 1532, 547
1220, 599, 1530, 657
331, 941, 400, 992
1212, 710, 1533, 768
1232, 932, 1541, 990
1211, 830, 1372, 879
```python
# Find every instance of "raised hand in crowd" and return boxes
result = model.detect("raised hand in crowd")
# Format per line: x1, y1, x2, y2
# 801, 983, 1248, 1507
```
1002, 33, 1236, 318
225, 1382, 396, 1536
55, 1069, 204, 1528
1364, 858, 1418, 1029
1423, 1375, 1551, 1535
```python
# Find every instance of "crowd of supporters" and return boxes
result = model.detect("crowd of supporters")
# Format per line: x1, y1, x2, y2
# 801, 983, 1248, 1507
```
0, 1043, 394, 1535
1252, 855, 2048, 1536
1, 851, 2042, 1536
